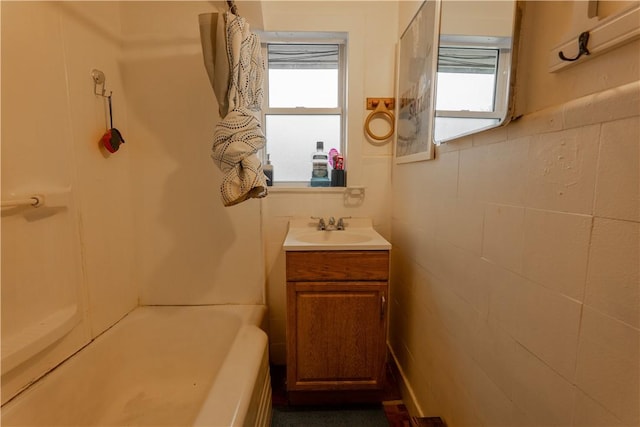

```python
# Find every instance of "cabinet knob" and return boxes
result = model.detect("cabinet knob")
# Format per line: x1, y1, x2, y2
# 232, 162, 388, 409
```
381, 295, 386, 319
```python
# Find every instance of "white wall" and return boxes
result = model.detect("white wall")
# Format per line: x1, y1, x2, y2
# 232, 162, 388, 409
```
260, 1, 398, 364
119, 1, 265, 305
390, 1, 640, 426
440, 1, 514, 37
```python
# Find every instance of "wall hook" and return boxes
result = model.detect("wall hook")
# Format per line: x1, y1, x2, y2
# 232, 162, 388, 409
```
91, 69, 112, 98
558, 31, 590, 62
92, 69, 125, 153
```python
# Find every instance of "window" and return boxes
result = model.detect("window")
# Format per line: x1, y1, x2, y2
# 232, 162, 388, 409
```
261, 33, 347, 184
434, 36, 511, 142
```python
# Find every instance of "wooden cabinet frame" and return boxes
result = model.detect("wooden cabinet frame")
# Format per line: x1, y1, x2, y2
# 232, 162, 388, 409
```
285, 251, 389, 392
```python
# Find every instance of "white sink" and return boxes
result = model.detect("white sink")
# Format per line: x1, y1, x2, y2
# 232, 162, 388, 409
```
295, 231, 373, 245
283, 218, 391, 251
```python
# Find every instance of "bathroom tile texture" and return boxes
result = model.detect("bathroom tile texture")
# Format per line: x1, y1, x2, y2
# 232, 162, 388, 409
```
390, 80, 640, 427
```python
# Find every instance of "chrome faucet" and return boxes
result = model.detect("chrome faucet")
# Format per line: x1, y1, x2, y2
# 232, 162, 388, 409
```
336, 216, 351, 230
311, 216, 351, 231
311, 216, 326, 230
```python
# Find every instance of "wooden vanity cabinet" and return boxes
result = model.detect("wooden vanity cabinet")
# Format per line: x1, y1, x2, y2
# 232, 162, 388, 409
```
285, 250, 389, 392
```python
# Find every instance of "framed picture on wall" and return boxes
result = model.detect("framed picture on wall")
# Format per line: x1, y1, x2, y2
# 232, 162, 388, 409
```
395, 0, 441, 163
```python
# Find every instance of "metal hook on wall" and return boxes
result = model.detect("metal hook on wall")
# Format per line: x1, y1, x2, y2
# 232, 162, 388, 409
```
559, 31, 591, 62
91, 69, 112, 98
91, 69, 125, 153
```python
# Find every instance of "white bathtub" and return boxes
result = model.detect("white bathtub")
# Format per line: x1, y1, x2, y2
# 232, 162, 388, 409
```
1, 305, 272, 427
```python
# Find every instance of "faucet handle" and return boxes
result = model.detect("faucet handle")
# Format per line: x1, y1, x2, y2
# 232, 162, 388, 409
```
337, 216, 351, 230
311, 216, 326, 230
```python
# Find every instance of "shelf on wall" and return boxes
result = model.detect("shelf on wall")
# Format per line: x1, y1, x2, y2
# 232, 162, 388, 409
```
548, 4, 640, 73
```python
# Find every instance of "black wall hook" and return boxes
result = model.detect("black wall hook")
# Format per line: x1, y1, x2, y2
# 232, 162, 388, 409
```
559, 31, 591, 62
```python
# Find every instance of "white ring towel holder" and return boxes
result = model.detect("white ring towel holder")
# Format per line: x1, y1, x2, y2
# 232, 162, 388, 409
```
364, 99, 395, 141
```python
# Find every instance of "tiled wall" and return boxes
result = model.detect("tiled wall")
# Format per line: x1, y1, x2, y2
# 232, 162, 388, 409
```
389, 81, 639, 426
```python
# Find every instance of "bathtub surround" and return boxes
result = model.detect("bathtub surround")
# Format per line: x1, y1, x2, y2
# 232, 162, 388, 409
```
1, 1, 135, 404
1, 0, 267, 406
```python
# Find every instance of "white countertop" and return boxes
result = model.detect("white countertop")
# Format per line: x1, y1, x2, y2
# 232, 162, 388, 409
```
283, 218, 392, 251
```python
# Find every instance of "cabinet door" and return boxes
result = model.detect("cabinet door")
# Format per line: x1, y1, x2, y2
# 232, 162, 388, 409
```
287, 282, 387, 391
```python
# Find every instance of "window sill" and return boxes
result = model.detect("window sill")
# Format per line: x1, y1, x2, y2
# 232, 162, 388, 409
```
267, 185, 365, 195
267, 186, 345, 194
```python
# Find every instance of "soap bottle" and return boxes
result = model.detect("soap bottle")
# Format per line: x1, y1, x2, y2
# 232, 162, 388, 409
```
310, 141, 331, 187
264, 154, 273, 186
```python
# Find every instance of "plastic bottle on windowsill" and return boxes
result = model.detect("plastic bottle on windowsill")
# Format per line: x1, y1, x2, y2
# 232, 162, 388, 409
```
310, 141, 330, 187
264, 154, 273, 186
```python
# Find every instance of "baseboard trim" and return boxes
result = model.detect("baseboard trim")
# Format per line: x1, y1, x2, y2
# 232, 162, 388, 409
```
387, 344, 425, 418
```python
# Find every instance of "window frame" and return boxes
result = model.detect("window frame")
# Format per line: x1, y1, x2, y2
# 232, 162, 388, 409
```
435, 35, 512, 122
260, 32, 347, 185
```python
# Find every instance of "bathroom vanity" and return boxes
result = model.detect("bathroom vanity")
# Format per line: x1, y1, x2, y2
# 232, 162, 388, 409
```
283, 219, 391, 400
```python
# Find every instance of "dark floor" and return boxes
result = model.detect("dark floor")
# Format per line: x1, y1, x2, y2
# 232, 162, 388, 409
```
272, 405, 390, 427
270, 363, 413, 427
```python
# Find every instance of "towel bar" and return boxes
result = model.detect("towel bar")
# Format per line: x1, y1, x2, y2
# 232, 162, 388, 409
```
1, 195, 43, 208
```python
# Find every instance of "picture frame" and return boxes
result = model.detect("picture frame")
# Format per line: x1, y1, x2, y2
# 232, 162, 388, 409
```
394, 0, 441, 164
